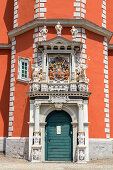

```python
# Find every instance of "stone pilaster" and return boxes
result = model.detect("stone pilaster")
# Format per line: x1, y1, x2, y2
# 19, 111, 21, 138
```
77, 103, 86, 163
31, 102, 41, 162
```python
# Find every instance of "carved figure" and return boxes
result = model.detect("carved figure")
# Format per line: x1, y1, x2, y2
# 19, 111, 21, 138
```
40, 26, 48, 41
78, 132, 85, 145
79, 150, 85, 161
55, 22, 62, 36
76, 64, 87, 82
71, 26, 78, 41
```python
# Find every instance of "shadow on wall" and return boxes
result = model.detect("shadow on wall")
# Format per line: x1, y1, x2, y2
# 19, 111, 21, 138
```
0, 50, 11, 152
4, 0, 14, 43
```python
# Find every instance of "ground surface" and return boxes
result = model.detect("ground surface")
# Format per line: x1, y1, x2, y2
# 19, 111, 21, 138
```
0, 155, 113, 170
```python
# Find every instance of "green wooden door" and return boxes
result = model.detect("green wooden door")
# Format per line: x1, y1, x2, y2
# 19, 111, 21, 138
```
45, 110, 73, 161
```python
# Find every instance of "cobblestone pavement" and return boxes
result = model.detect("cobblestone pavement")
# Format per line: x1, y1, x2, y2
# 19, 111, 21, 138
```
0, 155, 113, 170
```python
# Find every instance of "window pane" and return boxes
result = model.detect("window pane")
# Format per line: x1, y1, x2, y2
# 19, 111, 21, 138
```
22, 74, 24, 78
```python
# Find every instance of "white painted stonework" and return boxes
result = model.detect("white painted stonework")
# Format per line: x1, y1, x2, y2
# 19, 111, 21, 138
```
28, 31, 90, 163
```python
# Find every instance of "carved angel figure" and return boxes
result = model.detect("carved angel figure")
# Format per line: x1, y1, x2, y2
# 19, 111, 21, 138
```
55, 22, 62, 36
40, 26, 48, 41
71, 26, 78, 41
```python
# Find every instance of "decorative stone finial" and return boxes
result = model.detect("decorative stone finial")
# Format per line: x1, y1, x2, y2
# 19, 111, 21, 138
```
71, 26, 78, 41
40, 26, 48, 41
55, 22, 62, 36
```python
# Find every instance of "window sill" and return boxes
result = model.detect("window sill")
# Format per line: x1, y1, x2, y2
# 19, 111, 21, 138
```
17, 78, 29, 84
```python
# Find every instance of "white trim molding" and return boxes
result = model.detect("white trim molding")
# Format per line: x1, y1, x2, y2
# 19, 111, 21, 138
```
103, 37, 110, 139
34, 0, 47, 19
102, 0, 106, 28
74, 0, 86, 19
13, 0, 18, 28
8, 37, 16, 137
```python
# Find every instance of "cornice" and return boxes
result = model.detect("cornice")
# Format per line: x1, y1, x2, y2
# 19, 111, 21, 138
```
8, 18, 113, 42
0, 43, 11, 49
108, 44, 113, 50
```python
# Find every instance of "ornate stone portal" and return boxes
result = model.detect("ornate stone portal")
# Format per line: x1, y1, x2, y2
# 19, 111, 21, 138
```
28, 24, 91, 163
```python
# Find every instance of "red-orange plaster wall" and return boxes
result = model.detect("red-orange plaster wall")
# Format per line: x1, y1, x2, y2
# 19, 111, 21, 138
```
0, 0, 13, 43
108, 50, 113, 138
106, 0, 113, 44
45, 0, 75, 19
18, 0, 34, 27
86, 30, 106, 138
85, 0, 103, 27
0, 50, 11, 137
12, 30, 34, 137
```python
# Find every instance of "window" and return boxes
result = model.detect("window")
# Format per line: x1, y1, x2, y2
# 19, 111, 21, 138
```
18, 57, 29, 81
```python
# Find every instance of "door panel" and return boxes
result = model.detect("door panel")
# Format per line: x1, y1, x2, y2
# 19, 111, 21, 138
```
45, 111, 73, 161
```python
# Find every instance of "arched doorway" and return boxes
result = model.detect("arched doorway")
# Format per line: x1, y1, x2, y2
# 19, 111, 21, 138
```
45, 110, 73, 161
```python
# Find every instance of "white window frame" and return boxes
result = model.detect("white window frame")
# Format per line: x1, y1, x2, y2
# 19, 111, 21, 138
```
18, 57, 29, 82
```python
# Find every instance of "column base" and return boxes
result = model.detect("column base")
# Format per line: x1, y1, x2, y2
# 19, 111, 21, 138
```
77, 145, 86, 163
31, 145, 42, 162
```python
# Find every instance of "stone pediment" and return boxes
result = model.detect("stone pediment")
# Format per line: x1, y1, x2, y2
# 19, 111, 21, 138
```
37, 36, 82, 50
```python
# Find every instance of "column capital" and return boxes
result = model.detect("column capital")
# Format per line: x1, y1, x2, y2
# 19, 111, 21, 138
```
34, 102, 41, 108
78, 103, 84, 110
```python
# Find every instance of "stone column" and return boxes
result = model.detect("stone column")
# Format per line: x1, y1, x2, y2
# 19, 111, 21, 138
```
77, 103, 86, 163
71, 122, 78, 162
83, 100, 89, 161
31, 101, 41, 162
71, 53, 75, 82
42, 53, 47, 82
34, 102, 40, 132
70, 53, 77, 91
28, 100, 34, 161
40, 122, 47, 161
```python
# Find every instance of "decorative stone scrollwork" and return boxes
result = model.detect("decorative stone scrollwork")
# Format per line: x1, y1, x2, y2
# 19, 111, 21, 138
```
49, 84, 69, 92
54, 103, 63, 110
71, 26, 78, 41
50, 95, 67, 103
41, 83, 48, 92
34, 102, 40, 109
32, 148, 41, 162
40, 26, 48, 41
78, 132, 85, 145
32, 131, 41, 162
70, 83, 77, 91
79, 150, 85, 161
55, 22, 62, 36
33, 131, 41, 145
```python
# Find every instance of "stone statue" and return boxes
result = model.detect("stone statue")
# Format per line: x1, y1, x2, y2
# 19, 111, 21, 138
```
40, 26, 48, 41
30, 64, 42, 91
32, 63, 40, 80
55, 22, 62, 36
71, 26, 78, 41
76, 64, 87, 82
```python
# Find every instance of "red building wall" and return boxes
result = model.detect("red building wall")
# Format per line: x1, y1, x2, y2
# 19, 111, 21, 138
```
45, 0, 75, 19
0, 50, 11, 137
18, 0, 34, 27
12, 30, 34, 137
0, 0, 13, 43
86, 30, 106, 138
85, 0, 103, 27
